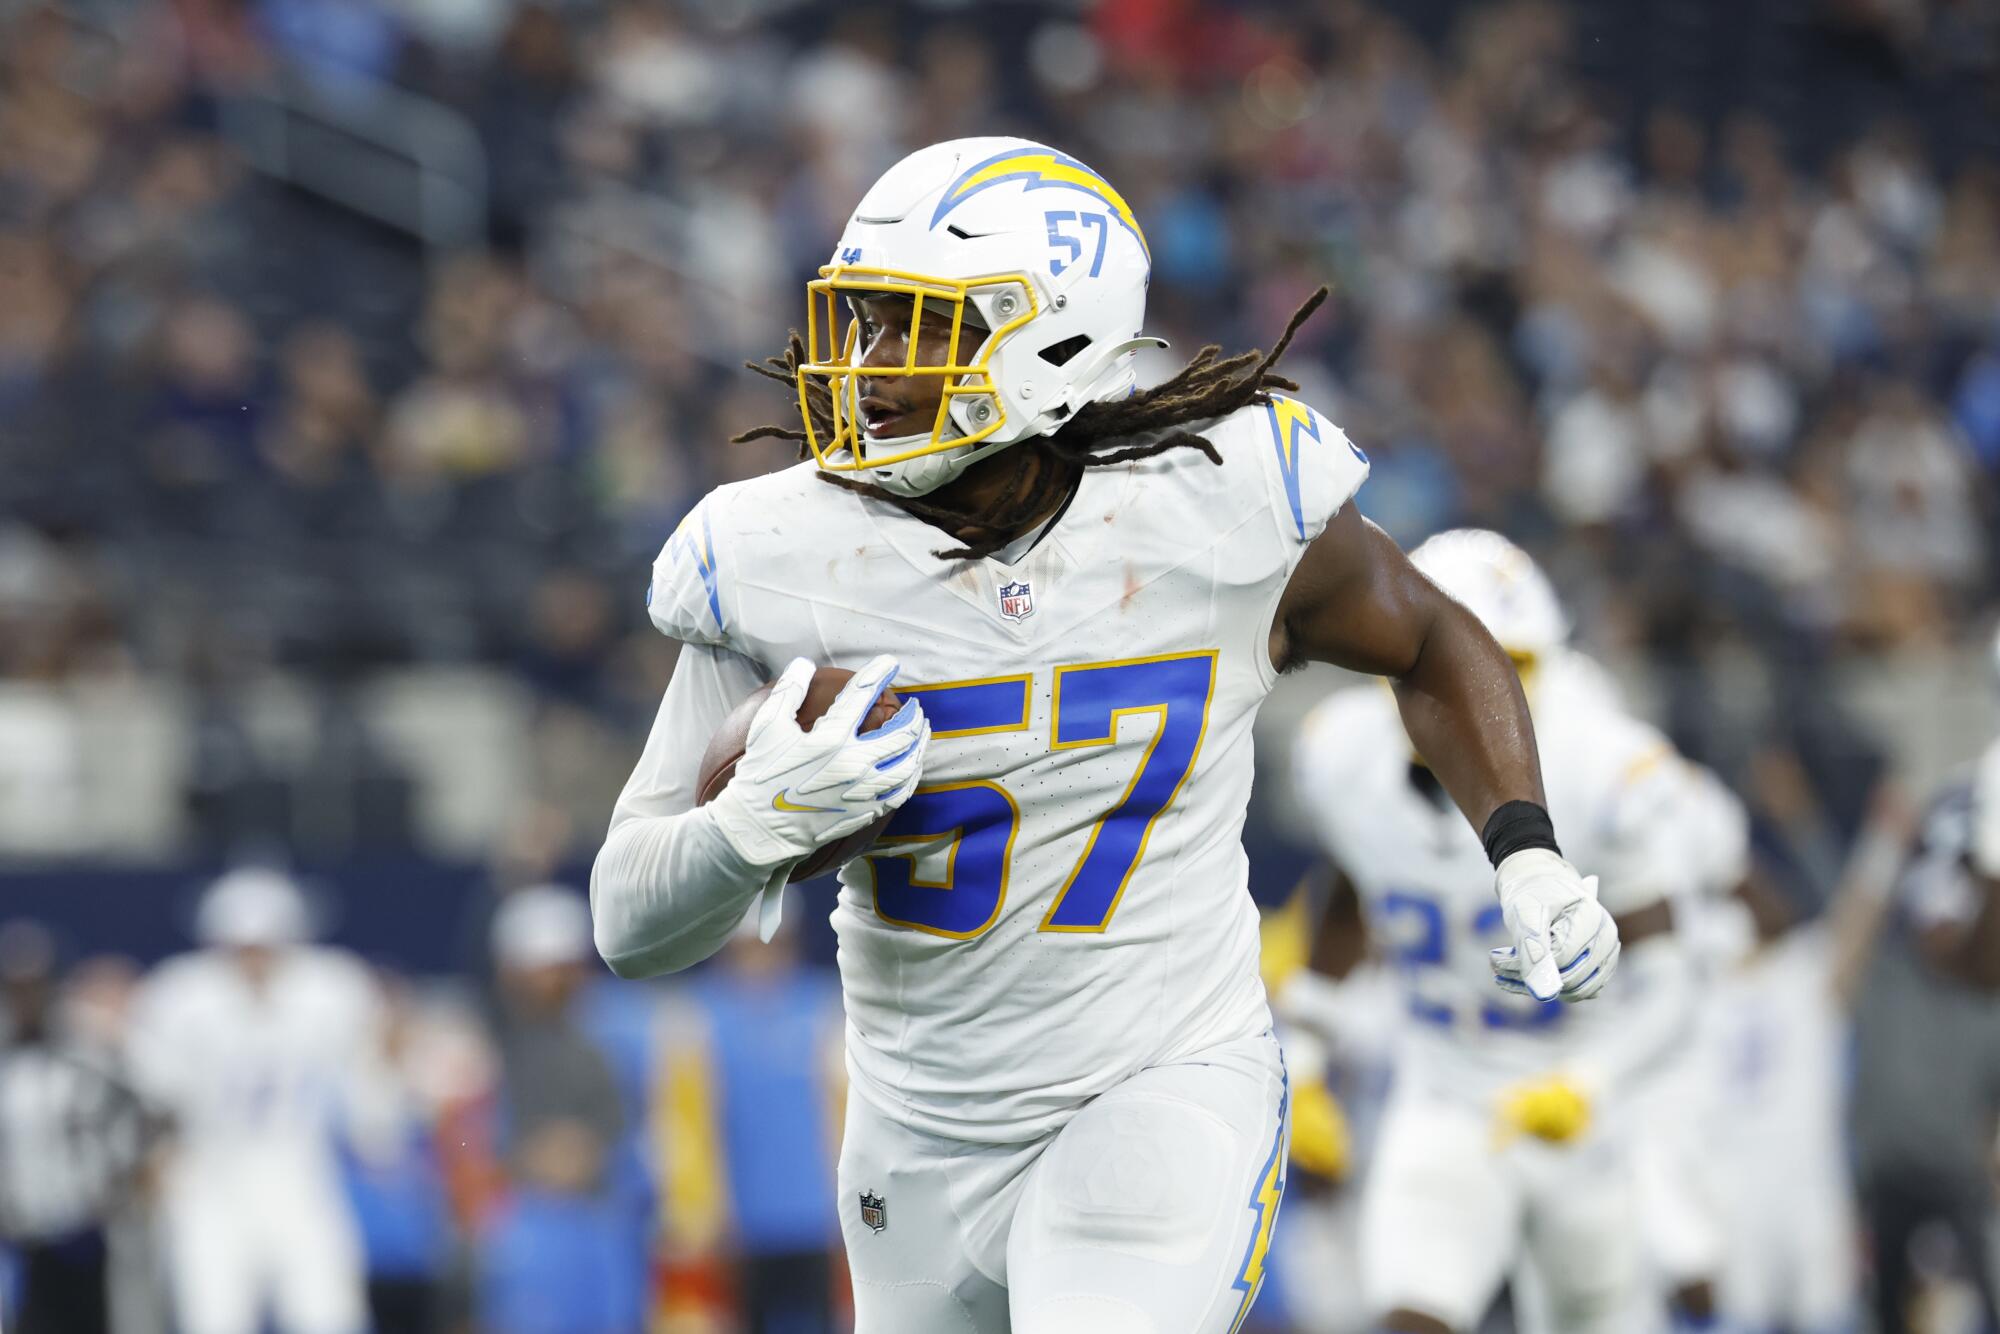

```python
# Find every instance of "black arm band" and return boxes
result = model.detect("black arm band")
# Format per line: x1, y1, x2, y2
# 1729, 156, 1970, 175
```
1482, 800, 1561, 867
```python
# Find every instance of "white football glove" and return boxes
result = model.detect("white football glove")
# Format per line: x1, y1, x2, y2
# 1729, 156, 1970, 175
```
708, 655, 929, 872
1489, 848, 1620, 1003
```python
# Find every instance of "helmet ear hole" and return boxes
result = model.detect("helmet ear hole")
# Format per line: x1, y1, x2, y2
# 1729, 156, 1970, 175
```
1039, 334, 1091, 367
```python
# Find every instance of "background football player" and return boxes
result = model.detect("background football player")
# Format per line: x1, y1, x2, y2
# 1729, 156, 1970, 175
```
1285, 530, 1695, 1334
1676, 762, 1882, 1334
590, 138, 1618, 1333
1849, 626, 2000, 1331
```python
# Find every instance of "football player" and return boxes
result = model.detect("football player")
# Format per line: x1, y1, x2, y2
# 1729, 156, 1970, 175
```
1960, 627, 2000, 983
590, 139, 1619, 1334
1680, 764, 1870, 1334
1850, 627, 2000, 1331
1287, 530, 1694, 1334
126, 870, 401, 1334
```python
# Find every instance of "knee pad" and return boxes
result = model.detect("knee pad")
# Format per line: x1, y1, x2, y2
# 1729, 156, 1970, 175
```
1021, 1094, 1233, 1267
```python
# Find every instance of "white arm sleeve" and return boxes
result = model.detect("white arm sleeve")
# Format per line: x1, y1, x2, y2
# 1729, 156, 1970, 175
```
590, 643, 784, 978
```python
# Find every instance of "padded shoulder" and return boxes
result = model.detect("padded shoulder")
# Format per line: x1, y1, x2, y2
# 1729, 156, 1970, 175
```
1212, 395, 1370, 550
646, 465, 825, 649
648, 492, 731, 647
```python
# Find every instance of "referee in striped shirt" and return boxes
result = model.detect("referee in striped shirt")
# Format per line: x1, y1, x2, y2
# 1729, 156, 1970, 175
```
0, 922, 153, 1334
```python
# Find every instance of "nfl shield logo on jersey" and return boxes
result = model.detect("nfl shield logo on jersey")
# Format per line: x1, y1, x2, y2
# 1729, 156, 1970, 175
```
859, 1190, 887, 1233
997, 580, 1034, 622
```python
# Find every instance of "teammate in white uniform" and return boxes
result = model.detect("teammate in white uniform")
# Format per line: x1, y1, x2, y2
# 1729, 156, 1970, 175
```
1626, 763, 1741, 1334
126, 869, 401, 1334
1962, 626, 2000, 978
1288, 531, 1697, 1334
1675, 764, 1861, 1334
590, 138, 1621, 1334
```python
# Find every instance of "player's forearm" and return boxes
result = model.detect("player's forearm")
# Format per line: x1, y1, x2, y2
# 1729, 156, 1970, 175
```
1279, 511, 1545, 829
591, 642, 780, 977
1391, 597, 1547, 830
590, 805, 781, 977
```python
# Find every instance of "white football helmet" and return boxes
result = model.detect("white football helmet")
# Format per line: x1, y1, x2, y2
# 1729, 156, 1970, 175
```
194, 867, 312, 948
1409, 529, 1569, 668
795, 137, 1163, 497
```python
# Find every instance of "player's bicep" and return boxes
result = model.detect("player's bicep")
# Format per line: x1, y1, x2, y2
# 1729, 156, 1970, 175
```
1273, 505, 1442, 676
608, 643, 766, 829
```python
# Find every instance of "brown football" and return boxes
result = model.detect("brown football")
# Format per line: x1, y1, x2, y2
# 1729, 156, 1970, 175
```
696, 666, 904, 882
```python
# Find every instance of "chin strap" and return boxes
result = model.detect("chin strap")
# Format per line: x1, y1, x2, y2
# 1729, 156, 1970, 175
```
1055, 335, 1170, 417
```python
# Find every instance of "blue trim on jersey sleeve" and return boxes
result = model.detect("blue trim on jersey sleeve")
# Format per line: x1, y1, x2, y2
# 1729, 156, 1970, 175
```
667, 506, 725, 634
1265, 399, 1317, 540
1265, 398, 1368, 541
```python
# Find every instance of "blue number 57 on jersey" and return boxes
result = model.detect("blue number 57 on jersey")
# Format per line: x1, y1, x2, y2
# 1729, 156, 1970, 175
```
862, 652, 1216, 939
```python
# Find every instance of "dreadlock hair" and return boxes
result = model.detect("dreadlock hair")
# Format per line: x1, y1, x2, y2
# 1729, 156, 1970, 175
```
731, 286, 1328, 560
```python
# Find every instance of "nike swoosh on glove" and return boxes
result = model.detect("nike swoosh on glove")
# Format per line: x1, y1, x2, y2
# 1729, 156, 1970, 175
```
1489, 848, 1621, 1003
708, 655, 929, 871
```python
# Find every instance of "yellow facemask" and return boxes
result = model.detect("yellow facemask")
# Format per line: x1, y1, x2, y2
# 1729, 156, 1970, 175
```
1508, 648, 1541, 697
795, 265, 1040, 474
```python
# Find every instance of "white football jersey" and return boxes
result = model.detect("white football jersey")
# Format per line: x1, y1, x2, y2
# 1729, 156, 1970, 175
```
1680, 760, 1752, 900
1293, 651, 1691, 1099
127, 946, 387, 1154
649, 398, 1369, 1142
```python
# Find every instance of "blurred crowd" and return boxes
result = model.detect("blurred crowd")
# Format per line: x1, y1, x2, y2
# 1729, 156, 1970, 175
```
1, 0, 1997, 864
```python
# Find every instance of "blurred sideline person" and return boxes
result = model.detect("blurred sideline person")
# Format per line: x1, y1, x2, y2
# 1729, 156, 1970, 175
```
1851, 629, 2000, 1332
339, 974, 455, 1334
0, 922, 154, 1334
474, 885, 647, 1334
659, 901, 845, 1334
1286, 530, 1697, 1334
1963, 626, 2000, 991
1620, 764, 1737, 1334
127, 869, 401, 1334
1674, 763, 1904, 1334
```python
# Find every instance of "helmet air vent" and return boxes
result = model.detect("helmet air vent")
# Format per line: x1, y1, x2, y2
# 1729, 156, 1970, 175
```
1039, 334, 1091, 367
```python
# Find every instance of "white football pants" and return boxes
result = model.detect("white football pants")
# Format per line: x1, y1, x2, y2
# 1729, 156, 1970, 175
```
161, 1144, 366, 1334
1359, 1078, 1644, 1334
837, 1030, 1290, 1334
